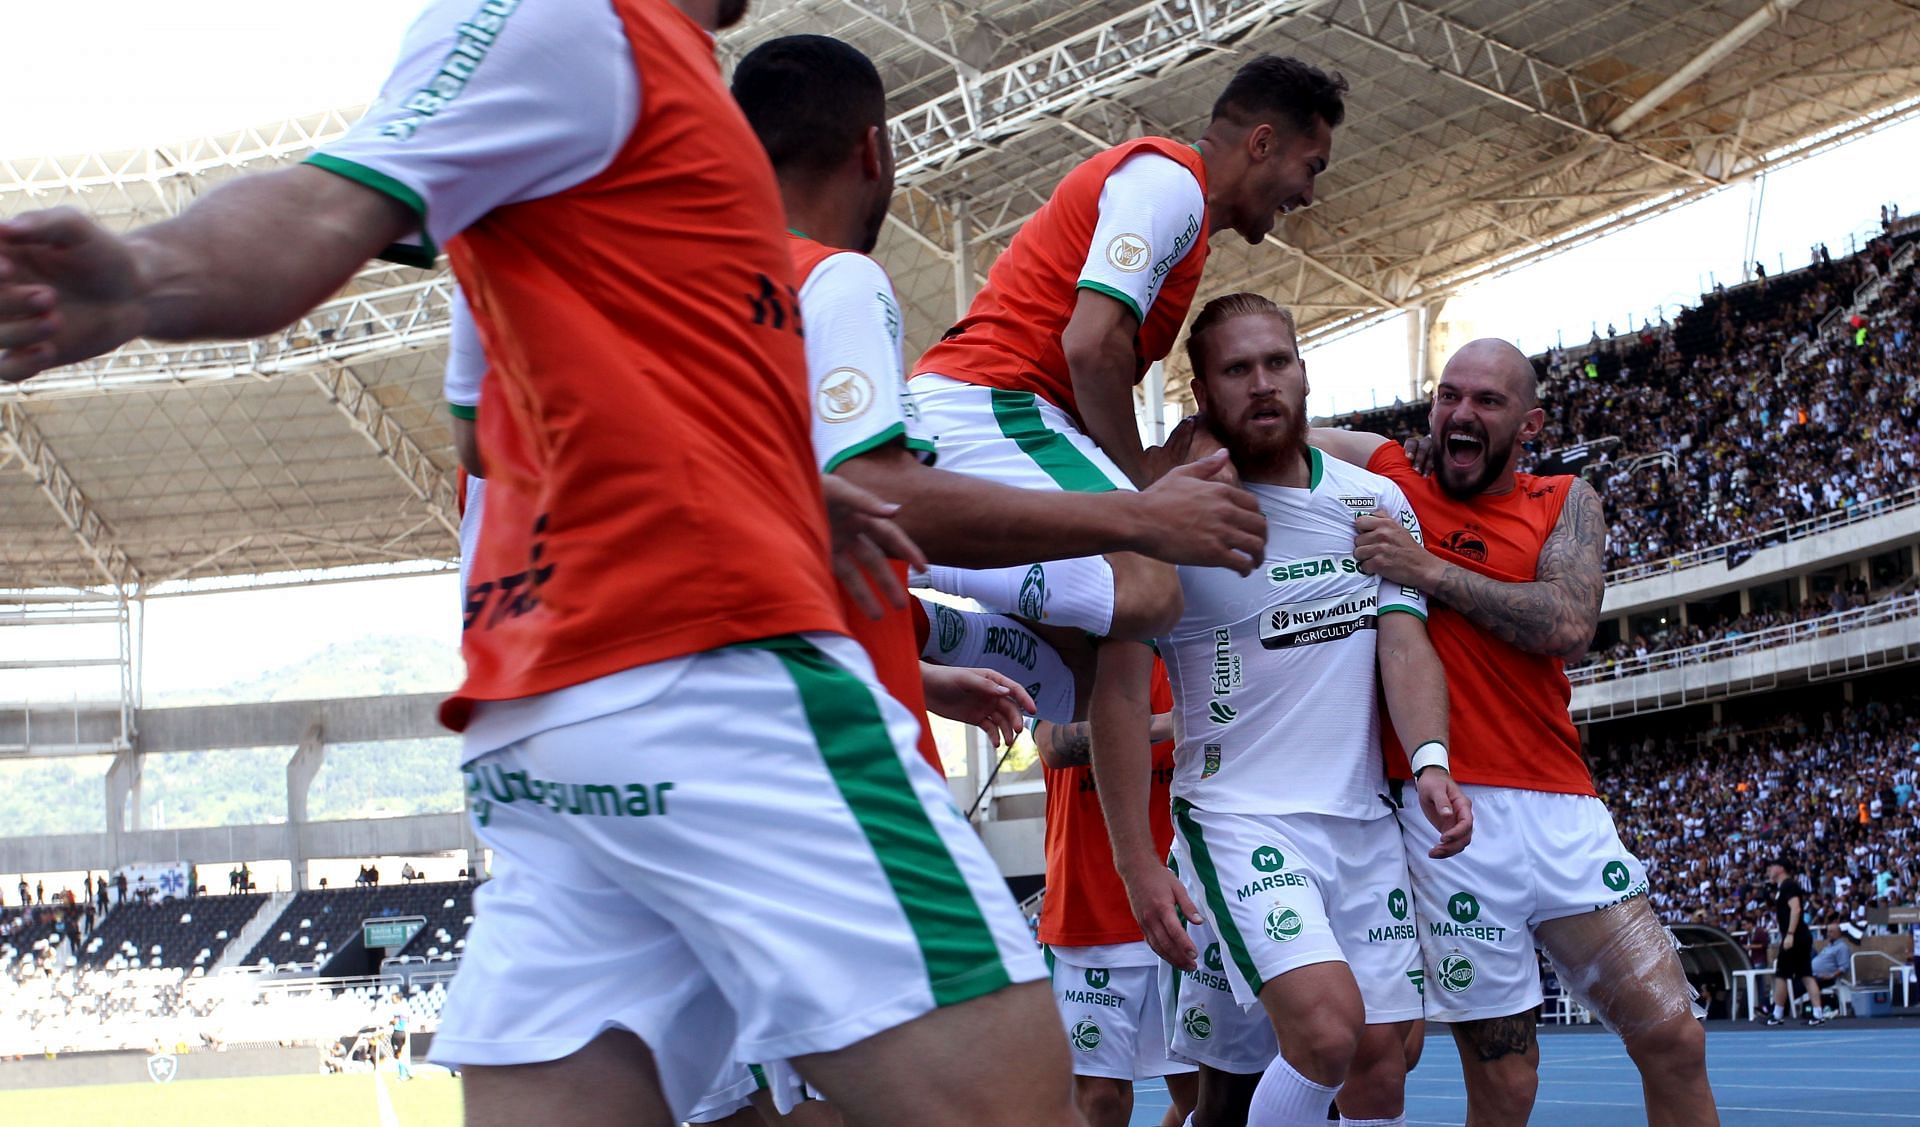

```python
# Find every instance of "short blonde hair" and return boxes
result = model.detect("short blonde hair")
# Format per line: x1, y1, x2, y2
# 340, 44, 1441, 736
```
1185, 293, 1298, 379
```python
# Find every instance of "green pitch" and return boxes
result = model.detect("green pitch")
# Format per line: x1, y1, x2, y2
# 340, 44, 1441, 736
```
6, 1071, 462, 1127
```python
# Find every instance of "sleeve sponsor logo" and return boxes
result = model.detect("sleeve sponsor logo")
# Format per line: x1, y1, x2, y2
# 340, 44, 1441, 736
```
1147, 214, 1201, 305
878, 289, 903, 348
1398, 505, 1424, 546
1106, 233, 1151, 272
1260, 592, 1378, 649
817, 367, 876, 423
381, 0, 522, 141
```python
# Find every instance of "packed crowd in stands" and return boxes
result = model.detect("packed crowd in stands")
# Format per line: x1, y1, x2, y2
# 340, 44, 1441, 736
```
1337, 222, 1920, 577
1592, 696, 1920, 942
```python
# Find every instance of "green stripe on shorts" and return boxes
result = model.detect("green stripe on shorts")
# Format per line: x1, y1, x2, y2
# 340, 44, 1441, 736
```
1172, 797, 1264, 995
749, 1063, 768, 1090
774, 640, 1013, 1007
988, 388, 1121, 494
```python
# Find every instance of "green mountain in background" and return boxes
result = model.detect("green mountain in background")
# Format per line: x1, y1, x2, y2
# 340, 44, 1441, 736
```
0, 636, 466, 838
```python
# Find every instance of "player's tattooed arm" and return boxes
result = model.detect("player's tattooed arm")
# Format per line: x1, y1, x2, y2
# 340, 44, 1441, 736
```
1035, 713, 1172, 769
1426, 478, 1605, 661
1455, 1012, 1539, 1063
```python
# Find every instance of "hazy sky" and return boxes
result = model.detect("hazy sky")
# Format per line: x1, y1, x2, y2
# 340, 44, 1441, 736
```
1, 2, 1913, 699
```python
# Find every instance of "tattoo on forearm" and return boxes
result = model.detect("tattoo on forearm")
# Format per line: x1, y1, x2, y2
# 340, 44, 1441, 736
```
1048, 721, 1093, 767
1457, 1013, 1539, 1063
1431, 479, 1605, 658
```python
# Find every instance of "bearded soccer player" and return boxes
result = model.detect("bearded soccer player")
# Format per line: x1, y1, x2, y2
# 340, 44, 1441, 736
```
1033, 661, 1196, 1127
1310, 340, 1717, 1127
1101, 295, 1470, 1127
0, 3, 1090, 1124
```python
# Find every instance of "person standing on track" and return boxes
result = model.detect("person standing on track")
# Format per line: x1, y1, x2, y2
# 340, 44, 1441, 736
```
1310, 338, 1718, 1126
1764, 860, 1823, 1027
1101, 294, 1470, 1127
0, 3, 1086, 1124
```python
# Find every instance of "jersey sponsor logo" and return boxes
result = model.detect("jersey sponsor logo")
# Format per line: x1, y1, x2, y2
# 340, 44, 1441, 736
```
465, 762, 673, 828
1260, 592, 1379, 649
1447, 891, 1481, 923
1438, 529, 1488, 563
1251, 846, 1286, 873
1387, 888, 1410, 920
933, 604, 965, 654
1337, 494, 1379, 514
1019, 564, 1048, 620
1267, 555, 1363, 585
984, 624, 1039, 670
1439, 953, 1475, 993
1264, 906, 1304, 943
817, 367, 875, 423
1207, 701, 1238, 725
1202, 743, 1222, 778
1398, 505, 1424, 545
1428, 920, 1508, 941
463, 513, 555, 632
1062, 988, 1124, 1008
1069, 1018, 1103, 1052
1210, 627, 1241, 694
1105, 233, 1151, 273
1406, 968, 1427, 997
1204, 943, 1224, 972
380, 0, 523, 141
1147, 214, 1201, 303
878, 289, 904, 349
1188, 967, 1234, 994
1366, 923, 1416, 943
1084, 968, 1110, 990
1602, 861, 1631, 892
1181, 1006, 1213, 1040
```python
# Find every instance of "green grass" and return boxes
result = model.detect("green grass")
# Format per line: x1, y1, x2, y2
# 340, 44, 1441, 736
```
7, 1071, 462, 1127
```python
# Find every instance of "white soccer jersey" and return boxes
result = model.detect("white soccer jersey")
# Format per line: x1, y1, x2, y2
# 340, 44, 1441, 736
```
444, 286, 485, 414
799, 251, 934, 471
1160, 448, 1426, 818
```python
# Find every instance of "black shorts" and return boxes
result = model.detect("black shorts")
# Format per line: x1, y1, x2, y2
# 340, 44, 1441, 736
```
1776, 939, 1814, 980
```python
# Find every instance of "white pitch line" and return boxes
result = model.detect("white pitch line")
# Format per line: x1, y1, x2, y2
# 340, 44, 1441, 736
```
1412, 1092, 1920, 1118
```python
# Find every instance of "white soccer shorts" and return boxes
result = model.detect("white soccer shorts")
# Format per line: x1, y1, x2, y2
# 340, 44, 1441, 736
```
427, 633, 1044, 1117
1396, 783, 1650, 1023
1164, 917, 1279, 1074
686, 1061, 814, 1123
1046, 944, 1195, 1081
1169, 801, 1423, 1024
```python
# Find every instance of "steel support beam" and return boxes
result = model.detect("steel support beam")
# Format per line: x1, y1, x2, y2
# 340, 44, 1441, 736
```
1608, 0, 1806, 135
1315, 0, 1720, 185
310, 364, 460, 539
0, 401, 139, 589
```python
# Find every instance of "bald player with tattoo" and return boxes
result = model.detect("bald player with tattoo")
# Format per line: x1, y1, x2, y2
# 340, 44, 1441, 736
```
1310, 339, 1718, 1127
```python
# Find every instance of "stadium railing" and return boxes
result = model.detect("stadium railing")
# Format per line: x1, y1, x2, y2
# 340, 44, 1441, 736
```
1604, 485, 1920, 586
1569, 592, 1920, 686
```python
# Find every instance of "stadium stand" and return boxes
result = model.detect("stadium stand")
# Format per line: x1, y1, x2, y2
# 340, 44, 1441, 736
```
1332, 225, 1920, 579
78, 892, 267, 971
243, 880, 478, 972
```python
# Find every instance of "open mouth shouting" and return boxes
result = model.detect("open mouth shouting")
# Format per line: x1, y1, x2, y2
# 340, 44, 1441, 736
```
1444, 428, 1485, 470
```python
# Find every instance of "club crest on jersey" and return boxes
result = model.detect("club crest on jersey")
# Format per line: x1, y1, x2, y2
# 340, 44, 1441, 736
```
1439, 529, 1488, 562
817, 367, 875, 423
1105, 233, 1150, 272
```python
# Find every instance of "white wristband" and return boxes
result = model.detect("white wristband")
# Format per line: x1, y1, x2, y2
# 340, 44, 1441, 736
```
1410, 741, 1450, 777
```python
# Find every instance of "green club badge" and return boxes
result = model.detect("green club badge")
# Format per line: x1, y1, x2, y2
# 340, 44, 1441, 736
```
1181, 1007, 1213, 1040
1265, 906, 1303, 943
1387, 888, 1409, 920
1602, 860, 1631, 892
1084, 968, 1110, 990
1069, 1018, 1102, 1052
1447, 891, 1480, 924
1439, 953, 1475, 993
1251, 846, 1285, 873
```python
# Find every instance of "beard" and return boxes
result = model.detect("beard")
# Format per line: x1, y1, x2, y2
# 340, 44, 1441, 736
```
716, 0, 750, 28
1208, 401, 1307, 479
1435, 432, 1515, 499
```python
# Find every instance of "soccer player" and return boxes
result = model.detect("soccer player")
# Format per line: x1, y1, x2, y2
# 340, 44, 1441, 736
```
1033, 660, 1196, 1127
1310, 338, 1718, 1126
0, 3, 1080, 1124
1100, 294, 1470, 1127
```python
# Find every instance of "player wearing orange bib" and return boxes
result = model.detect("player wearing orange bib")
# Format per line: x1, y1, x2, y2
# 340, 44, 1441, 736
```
1035, 660, 1195, 1127
1311, 340, 1717, 1127
0, 4, 1093, 1125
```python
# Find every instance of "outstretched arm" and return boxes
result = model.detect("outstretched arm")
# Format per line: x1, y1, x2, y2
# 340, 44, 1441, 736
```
1307, 426, 1394, 468
1355, 478, 1606, 661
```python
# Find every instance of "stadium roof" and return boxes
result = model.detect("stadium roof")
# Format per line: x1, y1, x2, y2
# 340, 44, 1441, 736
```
3, 0, 1917, 590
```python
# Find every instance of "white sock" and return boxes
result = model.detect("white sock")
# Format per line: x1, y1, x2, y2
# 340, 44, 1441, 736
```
1339, 1116, 1405, 1126
1772, 1004, 1784, 1019
1248, 1053, 1342, 1127
921, 557, 1116, 636
916, 599, 1077, 722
